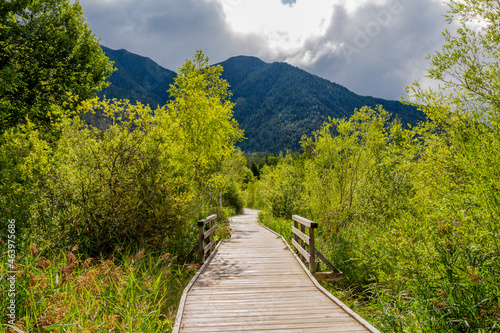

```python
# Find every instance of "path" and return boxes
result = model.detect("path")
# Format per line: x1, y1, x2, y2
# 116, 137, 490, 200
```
175, 209, 379, 333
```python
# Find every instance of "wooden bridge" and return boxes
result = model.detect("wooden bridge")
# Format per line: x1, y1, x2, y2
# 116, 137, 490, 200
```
173, 209, 380, 333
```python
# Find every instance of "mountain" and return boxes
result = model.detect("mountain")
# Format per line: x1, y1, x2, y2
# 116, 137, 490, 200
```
98, 46, 176, 106
217, 56, 423, 152
99, 47, 424, 152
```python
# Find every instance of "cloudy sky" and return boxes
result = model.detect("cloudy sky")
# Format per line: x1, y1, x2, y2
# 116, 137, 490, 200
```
80, 0, 450, 100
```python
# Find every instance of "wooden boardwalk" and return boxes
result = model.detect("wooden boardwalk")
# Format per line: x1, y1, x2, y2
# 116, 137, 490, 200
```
174, 209, 379, 333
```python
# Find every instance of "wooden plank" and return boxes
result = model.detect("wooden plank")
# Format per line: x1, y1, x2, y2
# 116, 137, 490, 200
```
315, 248, 343, 274
292, 238, 310, 263
292, 214, 318, 228
184, 300, 336, 310
182, 316, 357, 326
182, 308, 348, 318
197, 214, 217, 226
181, 322, 367, 331
182, 318, 363, 327
203, 240, 215, 255
203, 224, 218, 240
181, 325, 369, 333
184, 296, 336, 305
187, 287, 319, 296
182, 325, 367, 332
292, 226, 309, 243
176, 209, 379, 333
314, 271, 344, 281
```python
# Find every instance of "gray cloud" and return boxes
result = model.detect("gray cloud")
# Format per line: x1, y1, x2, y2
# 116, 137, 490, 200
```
278, 0, 450, 99
82, 0, 264, 70
80, 0, 450, 100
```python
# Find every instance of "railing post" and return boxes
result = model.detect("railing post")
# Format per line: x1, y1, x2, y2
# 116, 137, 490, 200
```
292, 215, 342, 281
207, 219, 213, 257
294, 219, 302, 262
309, 225, 316, 274
198, 219, 205, 264
300, 224, 306, 258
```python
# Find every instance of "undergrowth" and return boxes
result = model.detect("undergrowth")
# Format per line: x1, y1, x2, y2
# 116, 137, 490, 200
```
258, 211, 500, 332
1, 213, 232, 333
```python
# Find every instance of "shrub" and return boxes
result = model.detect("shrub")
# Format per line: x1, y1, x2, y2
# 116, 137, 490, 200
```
222, 182, 244, 215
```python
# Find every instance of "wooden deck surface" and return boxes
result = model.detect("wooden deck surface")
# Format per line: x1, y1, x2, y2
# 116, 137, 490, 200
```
175, 209, 378, 333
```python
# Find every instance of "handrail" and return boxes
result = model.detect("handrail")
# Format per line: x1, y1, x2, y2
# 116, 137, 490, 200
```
198, 214, 218, 264
292, 215, 343, 281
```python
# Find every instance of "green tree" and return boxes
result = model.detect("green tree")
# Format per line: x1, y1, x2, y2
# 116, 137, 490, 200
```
258, 154, 304, 218
167, 50, 244, 208
0, 0, 113, 136
0, 98, 199, 254
300, 106, 391, 221
405, 1, 500, 330
407, 0, 500, 254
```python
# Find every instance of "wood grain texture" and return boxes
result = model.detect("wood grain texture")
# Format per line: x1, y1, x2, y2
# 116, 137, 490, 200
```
177, 209, 379, 333
292, 214, 318, 228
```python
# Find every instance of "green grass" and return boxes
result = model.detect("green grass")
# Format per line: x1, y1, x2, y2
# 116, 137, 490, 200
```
1, 244, 197, 333
0, 212, 232, 333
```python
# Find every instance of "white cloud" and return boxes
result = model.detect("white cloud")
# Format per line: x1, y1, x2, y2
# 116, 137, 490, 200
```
217, 0, 335, 53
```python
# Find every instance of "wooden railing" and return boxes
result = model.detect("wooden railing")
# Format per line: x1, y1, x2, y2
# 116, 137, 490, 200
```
198, 214, 218, 264
292, 215, 343, 281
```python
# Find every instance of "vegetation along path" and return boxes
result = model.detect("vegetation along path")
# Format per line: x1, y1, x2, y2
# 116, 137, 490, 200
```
174, 209, 379, 333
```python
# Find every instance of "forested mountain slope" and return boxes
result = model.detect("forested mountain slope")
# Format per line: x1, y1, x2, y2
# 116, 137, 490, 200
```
218, 56, 423, 151
99, 47, 424, 152
98, 46, 176, 107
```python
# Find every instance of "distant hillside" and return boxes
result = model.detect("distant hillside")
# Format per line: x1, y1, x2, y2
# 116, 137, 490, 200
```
217, 56, 423, 152
99, 47, 425, 152
98, 46, 176, 106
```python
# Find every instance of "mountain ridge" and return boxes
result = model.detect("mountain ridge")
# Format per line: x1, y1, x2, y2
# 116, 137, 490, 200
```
99, 46, 424, 152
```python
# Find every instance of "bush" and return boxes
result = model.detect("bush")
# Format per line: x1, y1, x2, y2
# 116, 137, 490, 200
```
259, 156, 304, 219
253, 106, 500, 332
52, 101, 197, 254
222, 182, 244, 215
0, 99, 199, 255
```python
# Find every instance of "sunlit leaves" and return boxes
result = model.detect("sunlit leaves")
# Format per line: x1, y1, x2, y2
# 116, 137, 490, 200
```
167, 50, 244, 198
0, 0, 113, 136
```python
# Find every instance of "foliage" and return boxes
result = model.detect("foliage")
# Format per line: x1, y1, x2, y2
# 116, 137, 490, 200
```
0, 0, 113, 136
1, 100, 197, 254
253, 100, 500, 332
257, 153, 304, 218
0, 243, 197, 332
301, 106, 397, 222
221, 181, 245, 215
244, 152, 280, 178
407, 0, 500, 246
167, 50, 244, 206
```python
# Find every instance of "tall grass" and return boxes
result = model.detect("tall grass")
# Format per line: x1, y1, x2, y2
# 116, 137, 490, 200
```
1, 244, 192, 332
1, 213, 232, 333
